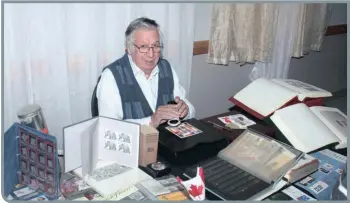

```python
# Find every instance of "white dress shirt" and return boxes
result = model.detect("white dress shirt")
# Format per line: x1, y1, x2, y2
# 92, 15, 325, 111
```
96, 54, 195, 125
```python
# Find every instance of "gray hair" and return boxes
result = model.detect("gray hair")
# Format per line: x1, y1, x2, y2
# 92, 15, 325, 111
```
125, 17, 163, 54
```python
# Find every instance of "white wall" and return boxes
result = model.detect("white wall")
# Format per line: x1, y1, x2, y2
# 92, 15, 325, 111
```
194, 3, 212, 41
328, 3, 347, 25
189, 3, 347, 119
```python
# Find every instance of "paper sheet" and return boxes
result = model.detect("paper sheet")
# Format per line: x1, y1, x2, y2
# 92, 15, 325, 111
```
81, 120, 99, 177
63, 117, 98, 172
97, 117, 140, 168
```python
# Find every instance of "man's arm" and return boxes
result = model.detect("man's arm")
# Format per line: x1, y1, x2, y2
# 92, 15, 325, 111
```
96, 68, 152, 125
171, 67, 196, 119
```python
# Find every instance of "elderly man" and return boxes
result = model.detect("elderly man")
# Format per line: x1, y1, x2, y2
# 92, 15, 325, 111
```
96, 17, 195, 128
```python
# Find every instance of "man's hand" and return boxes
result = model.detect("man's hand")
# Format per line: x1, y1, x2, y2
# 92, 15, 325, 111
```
174, 96, 189, 119
150, 104, 181, 128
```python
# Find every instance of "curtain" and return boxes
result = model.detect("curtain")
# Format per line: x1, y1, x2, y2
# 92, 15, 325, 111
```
207, 3, 279, 65
207, 3, 331, 80
4, 3, 195, 153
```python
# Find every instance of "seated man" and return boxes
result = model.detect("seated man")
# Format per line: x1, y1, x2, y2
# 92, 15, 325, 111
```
97, 17, 195, 128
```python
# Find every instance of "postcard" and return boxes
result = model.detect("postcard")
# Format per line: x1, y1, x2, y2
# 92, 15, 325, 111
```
166, 122, 203, 139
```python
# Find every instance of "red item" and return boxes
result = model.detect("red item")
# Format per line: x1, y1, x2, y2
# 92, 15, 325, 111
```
188, 184, 204, 198
229, 96, 324, 120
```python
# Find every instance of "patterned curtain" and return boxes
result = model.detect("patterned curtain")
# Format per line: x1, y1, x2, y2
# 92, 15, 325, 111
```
207, 3, 331, 79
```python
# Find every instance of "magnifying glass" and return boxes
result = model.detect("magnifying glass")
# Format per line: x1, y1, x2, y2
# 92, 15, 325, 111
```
168, 118, 181, 127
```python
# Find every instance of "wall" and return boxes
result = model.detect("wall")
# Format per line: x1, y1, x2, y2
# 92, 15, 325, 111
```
189, 3, 347, 119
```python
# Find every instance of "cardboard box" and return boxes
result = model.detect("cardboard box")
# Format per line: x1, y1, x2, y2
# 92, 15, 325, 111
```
139, 125, 159, 167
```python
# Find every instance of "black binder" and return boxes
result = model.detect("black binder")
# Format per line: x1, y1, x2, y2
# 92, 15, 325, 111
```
157, 119, 230, 166
184, 129, 304, 200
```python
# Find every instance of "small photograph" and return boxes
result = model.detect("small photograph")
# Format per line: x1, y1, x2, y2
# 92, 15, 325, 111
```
20, 173, 29, 186
118, 133, 131, 143
167, 177, 179, 184
129, 191, 146, 201
104, 140, 117, 151
323, 163, 333, 169
297, 195, 311, 201
30, 179, 39, 188
47, 172, 54, 183
167, 127, 181, 136
46, 186, 54, 195
30, 164, 38, 175
29, 195, 48, 201
300, 176, 315, 186
158, 179, 169, 185
38, 154, 46, 165
118, 143, 131, 153
182, 122, 203, 134
336, 168, 343, 175
38, 181, 45, 191
14, 184, 25, 189
12, 186, 36, 198
38, 168, 45, 179
29, 150, 36, 161
21, 160, 28, 171
310, 181, 328, 194
21, 146, 28, 156
21, 131, 29, 143
104, 130, 117, 140
21, 174, 30, 184
30, 136, 36, 146
38, 140, 46, 151
47, 158, 53, 168
47, 143, 54, 154
320, 167, 330, 174
231, 115, 255, 128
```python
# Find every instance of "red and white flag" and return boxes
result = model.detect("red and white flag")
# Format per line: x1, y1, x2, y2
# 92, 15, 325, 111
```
177, 167, 205, 201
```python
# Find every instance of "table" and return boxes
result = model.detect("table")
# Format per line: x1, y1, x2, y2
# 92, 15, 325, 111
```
156, 107, 347, 201
199, 110, 276, 141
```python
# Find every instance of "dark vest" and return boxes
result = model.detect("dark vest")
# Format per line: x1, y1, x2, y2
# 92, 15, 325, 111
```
103, 54, 174, 119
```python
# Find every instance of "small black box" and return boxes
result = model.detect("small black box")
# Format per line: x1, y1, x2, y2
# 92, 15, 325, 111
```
157, 119, 230, 165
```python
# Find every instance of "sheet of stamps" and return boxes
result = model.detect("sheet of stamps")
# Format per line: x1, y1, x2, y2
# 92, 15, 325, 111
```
218, 114, 256, 129
166, 122, 202, 139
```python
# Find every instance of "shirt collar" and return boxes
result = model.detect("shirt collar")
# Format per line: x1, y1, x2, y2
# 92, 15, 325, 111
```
127, 54, 159, 78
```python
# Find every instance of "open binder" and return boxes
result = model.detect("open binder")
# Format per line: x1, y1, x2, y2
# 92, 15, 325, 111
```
63, 116, 151, 198
229, 78, 331, 120
4, 123, 60, 199
185, 129, 304, 200
270, 103, 347, 153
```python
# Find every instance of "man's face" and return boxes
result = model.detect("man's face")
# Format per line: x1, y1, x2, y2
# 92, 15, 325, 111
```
129, 28, 161, 74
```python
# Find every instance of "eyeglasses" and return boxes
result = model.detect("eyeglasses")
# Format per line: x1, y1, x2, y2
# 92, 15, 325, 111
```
133, 43, 163, 53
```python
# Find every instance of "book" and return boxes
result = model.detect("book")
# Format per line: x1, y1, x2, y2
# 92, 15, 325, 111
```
270, 103, 347, 153
284, 153, 319, 183
229, 78, 332, 119
63, 116, 152, 198
295, 149, 347, 200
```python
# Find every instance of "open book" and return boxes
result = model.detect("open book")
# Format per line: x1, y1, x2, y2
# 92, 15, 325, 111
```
229, 78, 332, 119
63, 116, 151, 198
271, 103, 347, 153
